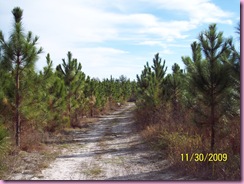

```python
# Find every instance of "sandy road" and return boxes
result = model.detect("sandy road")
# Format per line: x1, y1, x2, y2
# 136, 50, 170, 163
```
28, 103, 187, 180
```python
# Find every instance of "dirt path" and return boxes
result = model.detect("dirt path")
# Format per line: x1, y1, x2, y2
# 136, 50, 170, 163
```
12, 103, 190, 180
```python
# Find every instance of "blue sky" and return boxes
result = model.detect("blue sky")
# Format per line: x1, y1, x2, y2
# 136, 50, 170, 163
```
0, 0, 240, 80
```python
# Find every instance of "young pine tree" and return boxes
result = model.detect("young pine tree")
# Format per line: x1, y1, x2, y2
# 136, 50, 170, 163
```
182, 24, 234, 151
0, 7, 42, 146
165, 63, 185, 119
137, 53, 167, 109
36, 54, 66, 131
56, 51, 85, 127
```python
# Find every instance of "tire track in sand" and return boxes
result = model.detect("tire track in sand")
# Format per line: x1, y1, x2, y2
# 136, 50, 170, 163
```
31, 103, 190, 180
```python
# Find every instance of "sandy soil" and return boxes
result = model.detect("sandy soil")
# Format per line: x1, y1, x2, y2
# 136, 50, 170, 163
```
10, 103, 192, 180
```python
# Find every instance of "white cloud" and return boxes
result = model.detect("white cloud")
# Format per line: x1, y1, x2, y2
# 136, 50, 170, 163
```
69, 47, 142, 79
17, 0, 233, 49
1, 0, 234, 46
74, 47, 129, 67
0, 0, 237, 80
139, 41, 163, 46
141, 0, 234, 25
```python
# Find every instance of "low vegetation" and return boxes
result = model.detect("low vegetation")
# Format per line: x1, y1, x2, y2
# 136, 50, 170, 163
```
83, 166, 103, 177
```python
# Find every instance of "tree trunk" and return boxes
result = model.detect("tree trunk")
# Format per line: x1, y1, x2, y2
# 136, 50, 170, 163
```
15, 58, 20, 147
69, 94, 71, 127
68, 83, 72, 127
173, 88, 178, 120
210, 58, 215, 152
210, 103, 215, 151
210, 82, 215, 151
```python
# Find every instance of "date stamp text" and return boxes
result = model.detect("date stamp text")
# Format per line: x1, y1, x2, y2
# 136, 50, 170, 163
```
181, 153, 228, 162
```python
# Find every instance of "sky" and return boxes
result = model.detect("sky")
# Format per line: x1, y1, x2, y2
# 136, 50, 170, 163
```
0, 0, 240, 80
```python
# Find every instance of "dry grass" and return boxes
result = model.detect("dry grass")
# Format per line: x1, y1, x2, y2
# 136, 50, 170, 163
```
2, 144, 60, 180
83, 165, 103, 177
19, 124, 44, 152
136, 106, 241, 180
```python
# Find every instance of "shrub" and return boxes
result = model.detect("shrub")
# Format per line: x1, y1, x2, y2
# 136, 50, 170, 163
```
0, 124, 10, 177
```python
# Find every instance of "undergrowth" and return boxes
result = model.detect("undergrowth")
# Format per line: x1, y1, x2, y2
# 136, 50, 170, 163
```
0, 124, 10, 178
136, 107, 240, 180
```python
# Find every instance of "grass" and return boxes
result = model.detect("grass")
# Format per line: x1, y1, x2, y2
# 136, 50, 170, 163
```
103, 156, 124, 165
2, 145, 60, 180
0, 126, 10, 179
139, 118, 241, 180
135, 103, 241, 180
83, 165, 103, 176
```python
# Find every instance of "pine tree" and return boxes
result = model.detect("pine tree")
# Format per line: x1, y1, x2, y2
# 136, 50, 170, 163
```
84, 76, 97, 117
182, 24, 234, 151
119, 75, 132, 102
137, 53, 167, 109
34, 54, 66, 131
56, 51, 85, 126
136, 53, 167, 126
228, 22, 240, 104
165, 63, 184, 119
0, 7, 42, 146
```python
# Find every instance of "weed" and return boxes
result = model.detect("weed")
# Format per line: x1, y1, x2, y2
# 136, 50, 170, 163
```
83, 165, 103, 176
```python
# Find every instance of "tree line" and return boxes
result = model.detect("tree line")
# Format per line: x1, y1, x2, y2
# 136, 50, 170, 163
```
0, 7, 136, 152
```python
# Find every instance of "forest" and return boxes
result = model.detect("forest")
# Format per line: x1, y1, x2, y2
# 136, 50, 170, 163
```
0, 7, 240, 180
